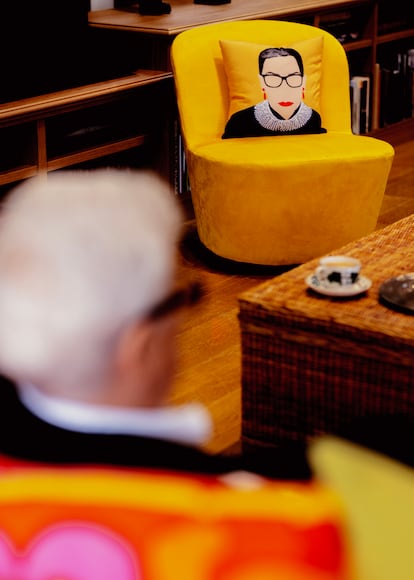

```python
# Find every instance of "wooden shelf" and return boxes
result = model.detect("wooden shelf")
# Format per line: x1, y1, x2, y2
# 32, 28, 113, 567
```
91, 0, 373, 37
47, 135, 149, 172
377, 28, 414, 45
343, 38, 373, 51
0, 70, 173, 189
0, 167, 39, 187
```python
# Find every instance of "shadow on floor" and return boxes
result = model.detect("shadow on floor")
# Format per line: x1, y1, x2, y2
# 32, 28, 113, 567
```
180, 221, 298, 278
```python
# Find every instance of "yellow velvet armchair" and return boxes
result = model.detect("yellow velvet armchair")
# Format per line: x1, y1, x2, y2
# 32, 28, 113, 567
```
171, 20, 394, 265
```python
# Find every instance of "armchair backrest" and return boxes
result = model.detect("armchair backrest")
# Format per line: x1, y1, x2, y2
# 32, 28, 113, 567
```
171, 19, 351, 150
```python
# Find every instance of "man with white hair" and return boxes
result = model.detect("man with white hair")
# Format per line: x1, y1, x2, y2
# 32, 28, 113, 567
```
0, 169, 311, 478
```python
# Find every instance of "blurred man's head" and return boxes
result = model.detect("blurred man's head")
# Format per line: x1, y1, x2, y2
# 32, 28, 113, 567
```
0, 169, 190, 407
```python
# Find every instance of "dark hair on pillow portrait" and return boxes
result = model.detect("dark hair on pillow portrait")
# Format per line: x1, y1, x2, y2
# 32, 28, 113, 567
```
222, 47, 327, 139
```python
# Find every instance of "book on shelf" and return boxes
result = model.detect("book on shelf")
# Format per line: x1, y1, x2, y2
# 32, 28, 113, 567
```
379, 48, 414, 127
379, 67, 404, 126
396, 52, 413, 120
348, 49, 414, 133
177, 132, 189, 196
350, 75, 370, 134
173, 120, 190, 196
400, 49, 414, 120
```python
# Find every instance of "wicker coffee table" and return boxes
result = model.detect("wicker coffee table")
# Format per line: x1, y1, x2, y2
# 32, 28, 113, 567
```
239, 214, 414, 453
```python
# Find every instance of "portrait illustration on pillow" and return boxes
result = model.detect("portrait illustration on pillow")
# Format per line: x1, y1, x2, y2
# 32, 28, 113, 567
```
221, 38, 327, 139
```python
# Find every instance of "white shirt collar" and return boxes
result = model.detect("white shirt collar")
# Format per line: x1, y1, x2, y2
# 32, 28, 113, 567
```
18, 383, 213, 446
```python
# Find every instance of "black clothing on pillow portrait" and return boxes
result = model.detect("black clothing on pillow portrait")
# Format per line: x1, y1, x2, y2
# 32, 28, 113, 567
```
222, 101, 326, 138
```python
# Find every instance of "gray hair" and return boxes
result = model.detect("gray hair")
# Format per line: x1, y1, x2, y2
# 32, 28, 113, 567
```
0, 169, 182, 395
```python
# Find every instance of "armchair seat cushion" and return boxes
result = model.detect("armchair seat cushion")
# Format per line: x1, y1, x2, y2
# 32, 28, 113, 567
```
188, 133, 393, 264
195, 132, 392, 164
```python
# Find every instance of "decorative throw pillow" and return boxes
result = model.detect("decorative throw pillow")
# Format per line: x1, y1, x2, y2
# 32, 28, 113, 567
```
220, 36, 324, 119
0, 462, 352, 579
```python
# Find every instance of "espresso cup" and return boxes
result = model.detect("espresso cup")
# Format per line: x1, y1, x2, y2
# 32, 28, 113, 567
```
315, 255, 361, 286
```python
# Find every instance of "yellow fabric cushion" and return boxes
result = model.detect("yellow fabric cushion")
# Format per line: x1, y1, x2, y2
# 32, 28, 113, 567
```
0, 464, 354, 579
187, 132, 393, 264
220, 36, 324, 119
310, 436, 414, 580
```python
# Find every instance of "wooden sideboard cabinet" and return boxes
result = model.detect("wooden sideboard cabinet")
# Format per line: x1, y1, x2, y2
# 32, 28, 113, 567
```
0, 70, 174, 191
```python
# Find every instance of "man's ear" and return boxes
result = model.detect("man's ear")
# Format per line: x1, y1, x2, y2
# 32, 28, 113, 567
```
115, 320, 154, 374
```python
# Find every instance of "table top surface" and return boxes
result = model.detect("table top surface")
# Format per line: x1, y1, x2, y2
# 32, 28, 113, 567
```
239, 214, 414, 342
89, 0, 368, 36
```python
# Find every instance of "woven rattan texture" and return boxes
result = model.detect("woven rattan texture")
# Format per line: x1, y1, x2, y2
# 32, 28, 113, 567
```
239, 214, 414, 451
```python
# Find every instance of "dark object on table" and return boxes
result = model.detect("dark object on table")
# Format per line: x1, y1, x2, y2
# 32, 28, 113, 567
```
194, 0, 231, 4
379, 273, 414, 313
138, 0, 171, 14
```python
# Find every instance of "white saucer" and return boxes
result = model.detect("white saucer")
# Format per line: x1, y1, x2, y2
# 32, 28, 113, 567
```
305, 274, 372, 297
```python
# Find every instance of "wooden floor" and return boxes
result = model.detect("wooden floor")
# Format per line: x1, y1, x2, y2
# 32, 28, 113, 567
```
170, 122, 414, 454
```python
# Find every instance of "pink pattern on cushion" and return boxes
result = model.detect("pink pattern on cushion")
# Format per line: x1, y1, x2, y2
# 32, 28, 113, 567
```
0, 522, 139, 579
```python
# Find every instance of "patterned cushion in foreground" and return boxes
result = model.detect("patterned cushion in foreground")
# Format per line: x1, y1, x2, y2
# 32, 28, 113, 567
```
0, 461, 354, 579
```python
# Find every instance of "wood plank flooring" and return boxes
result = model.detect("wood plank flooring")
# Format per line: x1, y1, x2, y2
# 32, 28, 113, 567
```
170, 123, 414, 454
